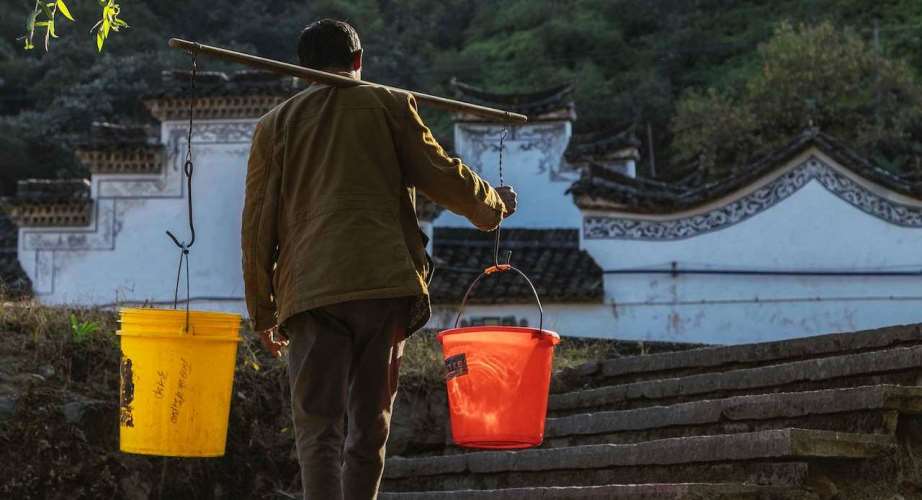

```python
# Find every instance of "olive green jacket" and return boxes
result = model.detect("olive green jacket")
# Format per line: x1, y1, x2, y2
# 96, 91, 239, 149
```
242, 83, 505, 333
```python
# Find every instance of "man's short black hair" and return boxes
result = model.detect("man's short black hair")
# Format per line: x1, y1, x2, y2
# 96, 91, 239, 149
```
298, 19, 361, 70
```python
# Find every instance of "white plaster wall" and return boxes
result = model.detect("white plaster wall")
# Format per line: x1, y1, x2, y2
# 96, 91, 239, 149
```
27, 118, 922, 347
598, 276, 922, 344
435, 122, 581, 229
622, 160, 637, 179
19, 119, 255, 315
582, 152, 922, 344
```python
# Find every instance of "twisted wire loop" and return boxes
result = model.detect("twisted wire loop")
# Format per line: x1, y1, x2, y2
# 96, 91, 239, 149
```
166, 49, 199, 332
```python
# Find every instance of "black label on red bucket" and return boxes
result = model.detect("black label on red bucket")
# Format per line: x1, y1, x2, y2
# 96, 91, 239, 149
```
445, 353, 468, 380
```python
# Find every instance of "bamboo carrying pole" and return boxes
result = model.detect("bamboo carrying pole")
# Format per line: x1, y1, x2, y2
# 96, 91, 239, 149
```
168, 38, 528, 124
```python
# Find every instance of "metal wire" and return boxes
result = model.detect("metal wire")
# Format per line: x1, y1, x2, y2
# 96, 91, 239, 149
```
165, 49, 199, 332
452, 127, 545, 332
493, 129, 509, 268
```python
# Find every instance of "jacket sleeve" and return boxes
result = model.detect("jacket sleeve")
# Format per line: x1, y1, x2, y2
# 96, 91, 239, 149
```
395, 93, 506, 231
241, 120, 281, 331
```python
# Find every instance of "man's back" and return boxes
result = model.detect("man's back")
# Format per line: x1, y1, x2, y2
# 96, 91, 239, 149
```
242, 83, 506, 332
269, 84, 406, 223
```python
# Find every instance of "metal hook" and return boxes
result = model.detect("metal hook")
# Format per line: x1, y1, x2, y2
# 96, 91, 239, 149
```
165, 158, 196, 250
493, 128, 509, 268
166, 49, 198, 252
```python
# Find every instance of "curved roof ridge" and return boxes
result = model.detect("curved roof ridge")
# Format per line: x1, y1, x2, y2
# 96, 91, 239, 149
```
148, 69, 298, 100
571, 128, 922, 215
450, 78, 574, 117
76, 121, 159, 147
565, 122, 642, 162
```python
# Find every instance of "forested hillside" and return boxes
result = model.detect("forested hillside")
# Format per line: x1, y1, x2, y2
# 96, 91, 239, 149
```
2, 0, 922, 193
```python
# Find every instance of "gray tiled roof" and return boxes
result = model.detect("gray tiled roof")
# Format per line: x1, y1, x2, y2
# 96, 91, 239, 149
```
565, 123, 641, 163
149, 70, 299, 99
12, 179, 91, 203
429, 227, 603, 305
77, 122, 159, 148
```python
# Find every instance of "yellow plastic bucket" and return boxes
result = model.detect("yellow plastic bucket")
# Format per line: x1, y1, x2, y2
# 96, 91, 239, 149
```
117, 307, 241, 457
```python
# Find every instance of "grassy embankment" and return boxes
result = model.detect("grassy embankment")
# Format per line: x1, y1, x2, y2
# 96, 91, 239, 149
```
0, 298, 622, 498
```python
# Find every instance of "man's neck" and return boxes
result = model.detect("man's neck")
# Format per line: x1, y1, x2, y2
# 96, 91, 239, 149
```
325, 68, 358, 79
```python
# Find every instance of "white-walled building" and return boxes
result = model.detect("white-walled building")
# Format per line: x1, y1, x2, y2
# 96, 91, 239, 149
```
5, 71, 922, 344
570, 129, 922, 343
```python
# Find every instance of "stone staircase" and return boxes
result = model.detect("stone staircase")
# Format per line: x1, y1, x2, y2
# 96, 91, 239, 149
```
380, 324, 922, 499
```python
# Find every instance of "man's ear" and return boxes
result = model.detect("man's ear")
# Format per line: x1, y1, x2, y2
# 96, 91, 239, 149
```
352, 50, 363, 72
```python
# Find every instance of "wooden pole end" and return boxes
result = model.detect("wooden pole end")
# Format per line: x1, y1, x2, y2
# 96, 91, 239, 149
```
509, 113, 529, 124
168, 38, 195, 51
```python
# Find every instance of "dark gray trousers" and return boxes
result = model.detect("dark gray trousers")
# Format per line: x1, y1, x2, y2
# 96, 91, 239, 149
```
284, 297, 409, 500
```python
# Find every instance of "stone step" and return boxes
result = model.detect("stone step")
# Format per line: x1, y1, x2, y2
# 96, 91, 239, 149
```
380, 483, 819, 499
543, 385, 922, 447
557, 323, 922, 391
550, 345, 922, 415
382, 429, 892, 492
385, 459, 812, 493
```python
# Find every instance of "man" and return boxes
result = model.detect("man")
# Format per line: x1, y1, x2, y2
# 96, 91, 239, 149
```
241, 18, 517, 500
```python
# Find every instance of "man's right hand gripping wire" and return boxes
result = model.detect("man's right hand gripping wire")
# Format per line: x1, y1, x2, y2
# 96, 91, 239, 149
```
496, 186, 518, 218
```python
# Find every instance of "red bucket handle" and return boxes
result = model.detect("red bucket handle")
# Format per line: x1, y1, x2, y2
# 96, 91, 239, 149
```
453, 264, 544, 332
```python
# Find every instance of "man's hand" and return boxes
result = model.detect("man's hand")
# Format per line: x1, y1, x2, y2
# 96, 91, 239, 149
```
496, 186, 517, 218
259, 326, 289, 358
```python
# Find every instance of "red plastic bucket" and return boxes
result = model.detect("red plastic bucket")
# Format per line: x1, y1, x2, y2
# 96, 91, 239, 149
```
437, 325, 560, 449
437, 260, 561, 449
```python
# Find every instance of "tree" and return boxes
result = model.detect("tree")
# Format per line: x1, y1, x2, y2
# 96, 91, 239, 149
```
672, 22, 922, 177
21, 0, 127, 52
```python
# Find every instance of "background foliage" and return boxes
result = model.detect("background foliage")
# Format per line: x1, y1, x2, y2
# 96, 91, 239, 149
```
673, 22, 922, 176
2, 0, 922, 194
